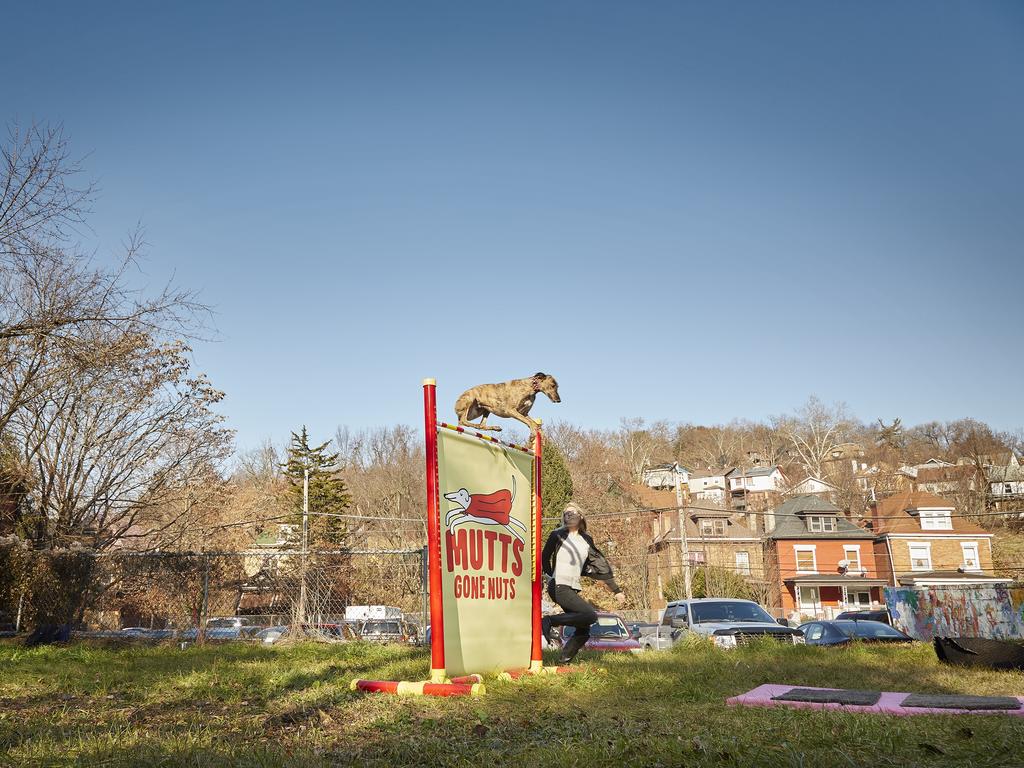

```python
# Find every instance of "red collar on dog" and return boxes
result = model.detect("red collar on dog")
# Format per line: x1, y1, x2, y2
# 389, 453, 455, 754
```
531, 378, 542, 392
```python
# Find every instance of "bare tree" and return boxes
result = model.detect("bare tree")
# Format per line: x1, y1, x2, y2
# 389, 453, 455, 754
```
1, 124, 207, 438
9, 333, 232, 550
334, 424, 425, 548
777, 397, 854, 479
616, 418, 670, 480
0, 122, 93, 256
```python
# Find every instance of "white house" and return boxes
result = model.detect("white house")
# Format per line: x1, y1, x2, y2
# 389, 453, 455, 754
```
988, 455, 1024, 498
687, 469, 731, 502
727, 465, 786, 494
641, 462, 690, 491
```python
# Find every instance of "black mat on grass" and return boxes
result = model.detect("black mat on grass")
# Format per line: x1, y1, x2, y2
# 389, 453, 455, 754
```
901, 693, 1021, 711
772, 688, 882, 706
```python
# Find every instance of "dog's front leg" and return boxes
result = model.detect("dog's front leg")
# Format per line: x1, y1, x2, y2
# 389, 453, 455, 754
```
507, 410, 540, 436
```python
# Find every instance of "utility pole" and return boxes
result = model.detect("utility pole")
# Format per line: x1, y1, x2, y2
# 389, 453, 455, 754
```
676, 475, 692, 600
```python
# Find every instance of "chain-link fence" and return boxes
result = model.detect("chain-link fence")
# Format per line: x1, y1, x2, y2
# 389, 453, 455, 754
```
0, 542, 427, 643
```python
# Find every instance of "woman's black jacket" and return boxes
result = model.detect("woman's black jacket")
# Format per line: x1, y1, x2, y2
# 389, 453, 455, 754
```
542, 527, 621, 593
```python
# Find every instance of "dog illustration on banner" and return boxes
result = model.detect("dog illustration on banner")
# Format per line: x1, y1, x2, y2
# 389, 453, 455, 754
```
444, 475, 528, 544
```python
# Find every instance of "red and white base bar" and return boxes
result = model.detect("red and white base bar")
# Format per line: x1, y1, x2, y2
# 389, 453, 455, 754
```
350, 679, 485, 697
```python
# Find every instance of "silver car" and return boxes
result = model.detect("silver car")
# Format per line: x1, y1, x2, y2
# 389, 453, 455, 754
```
643, 598, 803, 650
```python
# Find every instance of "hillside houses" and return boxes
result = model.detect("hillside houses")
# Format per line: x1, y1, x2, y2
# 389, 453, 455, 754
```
640, 456, 1014, 618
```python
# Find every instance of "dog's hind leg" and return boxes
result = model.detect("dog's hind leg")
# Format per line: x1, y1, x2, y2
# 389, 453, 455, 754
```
458, 416, 502, 431
458, 401, 502, 431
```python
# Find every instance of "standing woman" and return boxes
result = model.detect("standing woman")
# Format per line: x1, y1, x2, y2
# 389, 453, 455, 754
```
541, 504, 625, 664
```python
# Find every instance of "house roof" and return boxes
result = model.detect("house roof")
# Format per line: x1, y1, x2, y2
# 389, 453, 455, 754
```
727, 465, 780, 478
686, 507, 734, 519
644, 462, 691, 473
988, 464, 1024, 482
769, 495, 874, 540
683, 511, 757, 539
688, 468, 732, 480
870, 490, 989, 535
634, 485, 678, 510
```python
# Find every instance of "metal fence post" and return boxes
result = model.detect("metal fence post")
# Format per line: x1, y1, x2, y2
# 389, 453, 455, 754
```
198, 554, 210, 645
420, 544, 428, 639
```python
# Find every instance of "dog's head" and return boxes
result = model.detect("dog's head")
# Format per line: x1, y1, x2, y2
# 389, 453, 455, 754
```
531, 372, 560, 403
444, 488, 472, 510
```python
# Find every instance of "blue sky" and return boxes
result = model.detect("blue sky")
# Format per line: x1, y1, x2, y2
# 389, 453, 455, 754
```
4, 2, 1023, 448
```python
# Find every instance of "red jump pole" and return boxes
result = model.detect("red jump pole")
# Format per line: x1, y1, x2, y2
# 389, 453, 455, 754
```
530, 422, 544, 673
423, 378, 446, 684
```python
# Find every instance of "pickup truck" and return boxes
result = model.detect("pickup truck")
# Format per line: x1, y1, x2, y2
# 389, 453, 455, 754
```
642, 598, 803, 650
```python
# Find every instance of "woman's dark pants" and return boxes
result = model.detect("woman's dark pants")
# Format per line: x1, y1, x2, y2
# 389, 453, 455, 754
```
547, 583, 598, 663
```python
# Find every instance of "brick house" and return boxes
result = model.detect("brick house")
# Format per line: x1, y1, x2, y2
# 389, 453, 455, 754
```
869, 490, 1009, 588
647, 494, 764, 611
768, 495, 888, 620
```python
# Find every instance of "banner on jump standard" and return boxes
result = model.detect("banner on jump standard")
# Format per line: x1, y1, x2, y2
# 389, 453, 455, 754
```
437, 428, 534, 676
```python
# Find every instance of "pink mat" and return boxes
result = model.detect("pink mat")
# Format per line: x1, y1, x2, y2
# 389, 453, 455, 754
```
727, 684, 1024, 717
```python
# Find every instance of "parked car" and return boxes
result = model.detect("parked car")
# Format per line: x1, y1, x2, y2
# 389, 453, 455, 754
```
358, 618, 416, 644
798, 620, 913, 647
178, 616, 269, 642
256, 626, 289, 645
834, 609, 891, 625
628, 622, 658, 641
254, 623, 345, 645
556, 613, 642, 654
643, 599, 804, 650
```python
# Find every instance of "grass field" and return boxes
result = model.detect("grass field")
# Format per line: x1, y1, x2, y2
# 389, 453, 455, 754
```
2, 639, 1024, 767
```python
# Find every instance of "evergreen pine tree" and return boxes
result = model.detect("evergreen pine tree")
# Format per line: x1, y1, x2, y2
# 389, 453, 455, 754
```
281, 426, 352, 546
541, 440, 574, 535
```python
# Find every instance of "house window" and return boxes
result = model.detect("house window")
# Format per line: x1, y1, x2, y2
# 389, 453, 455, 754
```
795, 546, 817, 573
961, 542, 980, 571
1005, 484, 1013, 494
735, 551, 751, 575
908, 543, 932, 571
919, 510, 952, 530
699, 519, 726, 537
807, 516, 836, 533
843, 546, 861, 572
851, 591, 871, 608
688, 550, 706, 565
